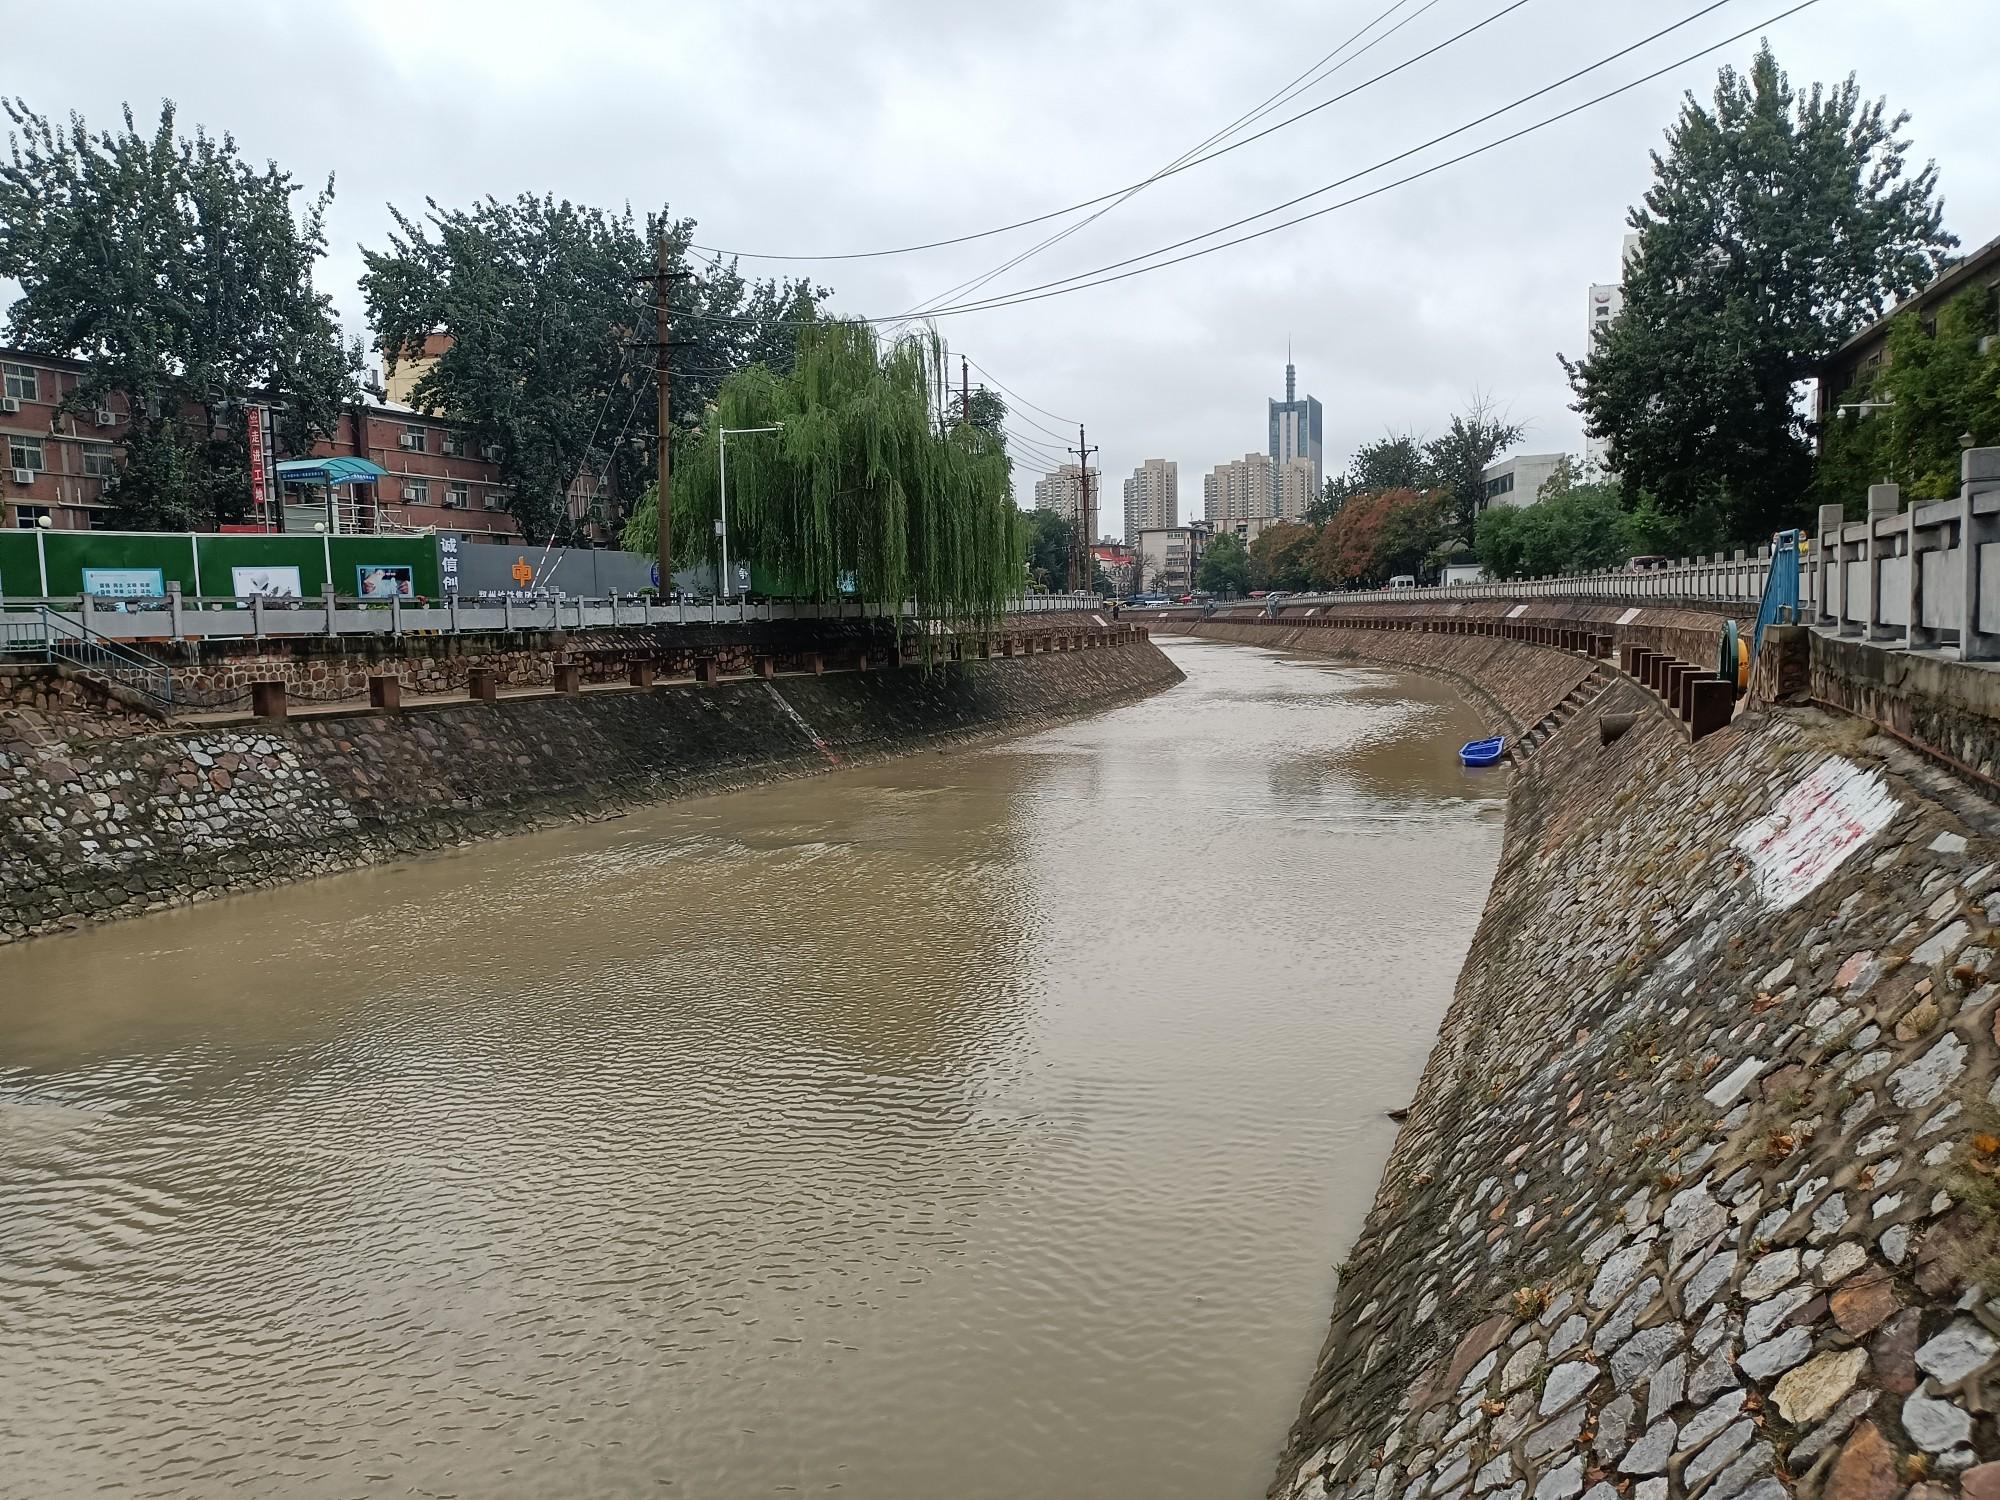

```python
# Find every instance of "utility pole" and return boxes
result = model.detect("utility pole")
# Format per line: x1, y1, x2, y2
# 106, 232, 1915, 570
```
1068, 423, 1098, 597
653, 237, 672, 603
961, 356, 971, 429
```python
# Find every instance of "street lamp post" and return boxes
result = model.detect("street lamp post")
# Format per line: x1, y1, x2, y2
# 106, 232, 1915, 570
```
716, 424, 784, 602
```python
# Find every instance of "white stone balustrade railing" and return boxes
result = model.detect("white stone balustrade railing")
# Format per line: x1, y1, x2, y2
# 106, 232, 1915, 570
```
1171, 449, 2000, 665
0, 590, 1104, 645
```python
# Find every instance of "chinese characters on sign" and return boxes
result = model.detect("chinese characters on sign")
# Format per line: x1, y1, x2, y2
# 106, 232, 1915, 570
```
440, 536, 460, 594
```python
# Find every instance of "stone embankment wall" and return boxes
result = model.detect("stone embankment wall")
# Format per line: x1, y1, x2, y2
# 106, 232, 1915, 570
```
0, 638, 1180, 944
1218, 624, 2000, 1500
1175, 620, 1616, 741
146, 613, 1104, 707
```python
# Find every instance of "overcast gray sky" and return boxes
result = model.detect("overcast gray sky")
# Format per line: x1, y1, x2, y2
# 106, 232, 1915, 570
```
7, 0, 1996, 534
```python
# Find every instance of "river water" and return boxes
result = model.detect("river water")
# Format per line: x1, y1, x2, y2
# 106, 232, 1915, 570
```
0, 639, 1504, 1500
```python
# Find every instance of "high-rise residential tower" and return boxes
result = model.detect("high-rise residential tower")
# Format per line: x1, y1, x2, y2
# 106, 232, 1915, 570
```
1585, 235, 1642, 471
1033, 464, 1094, 528
1122, 458, 1177, 539
1267, 350, 1323, 506
1204, 453, 1274, 523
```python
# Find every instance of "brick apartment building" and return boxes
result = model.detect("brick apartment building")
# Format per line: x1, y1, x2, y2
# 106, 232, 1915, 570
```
0, 346, 527, 545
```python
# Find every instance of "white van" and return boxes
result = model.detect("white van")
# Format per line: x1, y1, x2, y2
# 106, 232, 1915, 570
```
1388, 574, 1417, 590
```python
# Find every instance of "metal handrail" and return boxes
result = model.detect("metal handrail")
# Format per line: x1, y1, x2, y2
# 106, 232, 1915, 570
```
32, 607, 180, 706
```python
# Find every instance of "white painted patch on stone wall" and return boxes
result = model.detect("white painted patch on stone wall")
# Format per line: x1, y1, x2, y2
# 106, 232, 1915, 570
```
1616, 608, 1642, 626
1507, 604, 1530, 619
1733, 759, 1898, 911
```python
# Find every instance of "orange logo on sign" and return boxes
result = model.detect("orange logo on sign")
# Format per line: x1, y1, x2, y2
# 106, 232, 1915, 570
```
511, 556, 534, 587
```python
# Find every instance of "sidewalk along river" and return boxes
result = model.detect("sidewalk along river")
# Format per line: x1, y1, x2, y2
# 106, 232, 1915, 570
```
0, 636, 1504, 1500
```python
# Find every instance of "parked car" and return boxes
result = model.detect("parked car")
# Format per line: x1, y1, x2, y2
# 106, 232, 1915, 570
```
1627, 555, 1670, 571
1388, 574, 1418, 590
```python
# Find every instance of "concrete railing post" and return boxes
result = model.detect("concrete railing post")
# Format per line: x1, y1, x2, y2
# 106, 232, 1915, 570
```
1689, 678, 1733, 740
251, 679, 288, 719
1961, 449, 2000, 661
167, 581, 185, 640
368, 674, 402, 710
627, 659, 656, 687
553, 661, 582, 693
1864, 483, 1901, 644
1815, 504, 1844, 628
323, 584, 339, 640
466, 667, 498, 702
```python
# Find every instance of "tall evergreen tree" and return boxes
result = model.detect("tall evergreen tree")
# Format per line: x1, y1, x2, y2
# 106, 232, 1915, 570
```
1565, 44, 1953, 541
0, 99, 361, 530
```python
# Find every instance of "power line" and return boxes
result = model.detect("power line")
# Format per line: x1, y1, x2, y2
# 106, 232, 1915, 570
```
725, 0, 1528, 268
906, 0, 1803, 322
665, 0, 1788, 329
964, 358, 1078, 428
888, 0, 1464, 327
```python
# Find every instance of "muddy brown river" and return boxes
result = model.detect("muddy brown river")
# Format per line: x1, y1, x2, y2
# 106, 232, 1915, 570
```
0, 638, 1503, 1499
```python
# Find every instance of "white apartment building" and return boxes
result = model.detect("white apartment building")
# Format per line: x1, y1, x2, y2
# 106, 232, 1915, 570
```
1137, 525, 1203, 595
1034, 464, 1097, 530
1122, 458, 1178, 539
1277, 456, 1317, 521
1477, 453, 1567, 514
1585, 234, 1642, 470
1203, 452, 1274, 523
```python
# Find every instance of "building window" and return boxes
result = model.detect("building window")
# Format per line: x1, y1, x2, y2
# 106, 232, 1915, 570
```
8, 436, 44, 472
447, 481, 469, 509
484, 488, 505, 510
1485, 471, 1515, 499
401, 424, 428, 454
2, 363, 39, 402
441, 431, 466, 457
401, 478, 430, 506
81, 442, 117, 478
12, 505, 50, 527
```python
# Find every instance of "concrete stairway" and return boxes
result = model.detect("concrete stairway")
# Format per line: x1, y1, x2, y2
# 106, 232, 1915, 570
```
1508, 667, 1612, 765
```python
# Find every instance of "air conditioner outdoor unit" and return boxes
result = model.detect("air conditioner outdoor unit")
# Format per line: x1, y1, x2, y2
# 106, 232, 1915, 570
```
11, 468, 34, 486
483, 445, 502, 460
0, 397, 19, 413
402, 486, 421, 501
398, 433, 419, 449
443, 495, 464, 509
94, 409, 117, 427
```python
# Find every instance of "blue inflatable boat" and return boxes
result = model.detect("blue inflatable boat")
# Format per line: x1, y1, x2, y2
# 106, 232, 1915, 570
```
1458, 736, 1507, 767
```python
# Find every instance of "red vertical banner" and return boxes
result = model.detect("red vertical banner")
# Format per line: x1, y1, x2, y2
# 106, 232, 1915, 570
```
247, 406, 268, 520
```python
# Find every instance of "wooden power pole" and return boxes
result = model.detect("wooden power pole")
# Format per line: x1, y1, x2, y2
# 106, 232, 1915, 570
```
961, 356, 971, 428
654, 237, 672, 600
1069, 423, 1097, 597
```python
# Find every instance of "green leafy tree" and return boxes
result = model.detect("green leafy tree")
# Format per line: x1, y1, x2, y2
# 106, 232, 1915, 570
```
1817, 287, 2000, 507
625, 322, 1020, 622
0, 98, 361, 529
363, 195, 818, 543
1198, 532, 1251, 595
1566, 44, 1954, 541
1426, 401, 1526, 541
1318, 432, 1433, 521
1022, 506, 1075, 591
1249, 521, 1319, 590
964, 386, 1008, 446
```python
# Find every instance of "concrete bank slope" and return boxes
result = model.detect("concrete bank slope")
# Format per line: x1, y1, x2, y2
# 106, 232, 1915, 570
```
0, 640, 1181, 945
1237, 628, 2000, 1500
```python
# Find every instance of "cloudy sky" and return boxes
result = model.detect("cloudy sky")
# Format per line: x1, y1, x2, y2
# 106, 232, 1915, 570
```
8, 0, 1996, 534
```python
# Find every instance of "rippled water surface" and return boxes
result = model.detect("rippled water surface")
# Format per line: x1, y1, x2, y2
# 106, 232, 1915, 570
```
0, 639, 1504, 1499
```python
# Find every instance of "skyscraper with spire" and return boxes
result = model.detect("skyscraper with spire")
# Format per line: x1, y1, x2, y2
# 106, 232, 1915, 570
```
1267, 345, 1324, 512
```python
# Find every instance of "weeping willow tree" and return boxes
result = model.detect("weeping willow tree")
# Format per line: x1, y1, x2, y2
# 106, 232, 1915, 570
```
624, 319, 1023, 627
